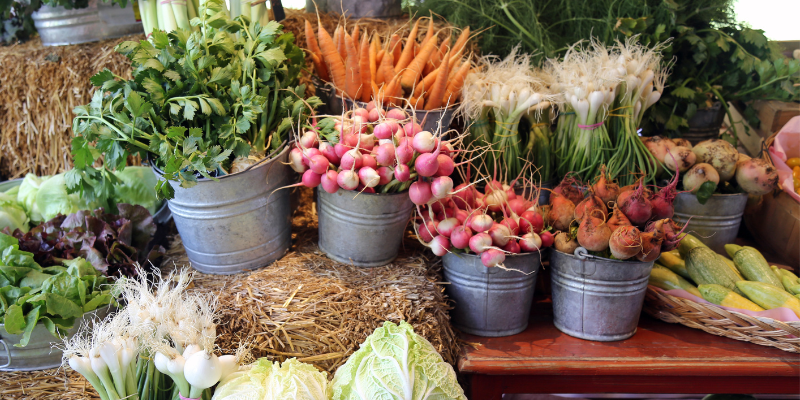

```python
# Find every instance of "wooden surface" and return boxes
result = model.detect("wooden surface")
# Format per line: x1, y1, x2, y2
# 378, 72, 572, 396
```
459, 299, 800, 399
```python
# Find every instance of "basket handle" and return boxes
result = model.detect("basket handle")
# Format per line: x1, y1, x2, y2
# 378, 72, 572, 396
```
0, 338, 11, 369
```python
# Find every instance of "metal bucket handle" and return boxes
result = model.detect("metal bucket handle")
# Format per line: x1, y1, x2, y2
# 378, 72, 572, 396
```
570, 247, 597, 277
0, 338, 10, 369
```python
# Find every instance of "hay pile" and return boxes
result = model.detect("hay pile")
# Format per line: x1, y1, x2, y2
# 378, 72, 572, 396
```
0, 369, 95, 400
163, 187, 459, 373
0, 35, 141, 179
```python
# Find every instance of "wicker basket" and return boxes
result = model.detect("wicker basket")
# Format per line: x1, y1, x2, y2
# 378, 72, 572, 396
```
644, 286, 800, 353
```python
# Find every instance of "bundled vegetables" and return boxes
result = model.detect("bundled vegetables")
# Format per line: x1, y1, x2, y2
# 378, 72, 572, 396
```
306, 18, 473, 109
0, 234, 114, 347
70, 0, 319, 200
289, 103, 461, 195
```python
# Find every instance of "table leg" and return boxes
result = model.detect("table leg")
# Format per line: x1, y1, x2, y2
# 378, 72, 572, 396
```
469, 374, 504, 400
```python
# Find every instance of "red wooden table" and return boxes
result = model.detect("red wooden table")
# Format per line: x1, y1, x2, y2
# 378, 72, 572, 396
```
459, 299, 800, 399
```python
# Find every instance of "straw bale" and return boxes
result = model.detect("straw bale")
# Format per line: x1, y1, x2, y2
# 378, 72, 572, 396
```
0, 35, 141, 179
162, 187, 459, 373
0, 369, 96, 400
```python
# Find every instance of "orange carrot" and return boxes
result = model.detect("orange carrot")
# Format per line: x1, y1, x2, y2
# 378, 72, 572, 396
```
409, 96, 424, 110
344, 32, 362, 100
305, 20, 330, 81
352, 24, 360, 47
425, 33, 450, 76
377, 50, 395, 86
425, 48, 451, 110
317, 24, 346, 91
451, 26, 471, 57
419, 18, 435, 49
395, 19, 420, 72
400, 35, 438, 91
444, 59, 470, 104
389, 34, 402, 67
376, 49, 385, 66
334, 26, 346, 62
369, 35, 379, 85
359, 35, 372, 102
420, 68, 440, 93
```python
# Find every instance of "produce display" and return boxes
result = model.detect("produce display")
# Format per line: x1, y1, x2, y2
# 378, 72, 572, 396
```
306, 18, 473, 108
650, 237, 800, 318
789, 157, 800, 195
0, 233, 113, 346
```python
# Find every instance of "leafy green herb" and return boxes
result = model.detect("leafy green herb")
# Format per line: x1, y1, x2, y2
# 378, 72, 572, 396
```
695, 181, 718, 205
70, 0, 321, 200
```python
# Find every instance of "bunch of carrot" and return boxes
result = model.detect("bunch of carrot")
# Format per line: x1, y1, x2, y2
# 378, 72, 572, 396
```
304, 17, 474, 110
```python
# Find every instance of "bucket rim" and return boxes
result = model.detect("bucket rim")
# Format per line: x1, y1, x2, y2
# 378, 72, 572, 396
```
552, 247, 654, 266
324, 188, 410, 198
150, 145, 289, 182
675, 191, 748, 199
443, 249, 543, 260
322, 87, 461, 113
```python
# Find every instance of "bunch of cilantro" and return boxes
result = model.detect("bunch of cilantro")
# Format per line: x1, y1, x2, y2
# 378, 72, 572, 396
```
69, 0, 321, 201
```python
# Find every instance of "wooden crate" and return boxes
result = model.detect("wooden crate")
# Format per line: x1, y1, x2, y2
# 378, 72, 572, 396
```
753, 100, 800, 137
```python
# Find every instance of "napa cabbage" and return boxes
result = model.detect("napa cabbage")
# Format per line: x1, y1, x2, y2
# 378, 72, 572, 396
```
212, 358, 329, 400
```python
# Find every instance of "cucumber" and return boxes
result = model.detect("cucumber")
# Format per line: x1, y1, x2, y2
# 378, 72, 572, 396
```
724, 244, 743, 259
736, 281, 800, 318
698, 284, 764, 312
657, 252, 691, 280
686, 247, 744, 295
650, 265, 702, 297
732, 246, 784, 289
678, 234, 708, 259
718, 255, 744, 280
774, 269, 800, 295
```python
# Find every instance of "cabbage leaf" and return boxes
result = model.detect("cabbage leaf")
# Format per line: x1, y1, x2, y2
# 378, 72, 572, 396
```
213, 358, 328, 400
0, 193, 29, 233
17, 174, 49, 223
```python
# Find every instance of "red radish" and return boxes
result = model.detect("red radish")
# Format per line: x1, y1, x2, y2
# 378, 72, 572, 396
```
358, 167, 380, 188
540, 231, 554, 248
507, 198, 527, 216
609, 226, 642, 260
373, 121, 397, 139
366, 101, 377, 111
484, 188, 507, 213
452, 184, 476, 209
435, 155, 455, 177
607, 204, 633, 233
450, 226, 472, 249
321, 170, 339, 193
418, 220, 437, 243
574, 195, 608, 221
410, 181, 433, 205
361, 154, 378, 169
301, 148, 322, 165
437, 218, 459, 237
481, 249, 506, 268
403, 121, 422, 137
554, 175, 585, 205
395, 139, 415, 165
302, 170, 322, 188
519, 232, 542, 252
289, 147, 307, 173
415, 152, 440, 177
319, 142, 340, 164
429, 235, 450, 256
352, 108, 369, 120
299, 130, 318, 148
500, 218, 519, 235
359, 134, 376, 151
341, 150, 363, 170
636, 229, 664, 262
394, 164, 411, 182
431, 176, 453, 199
469, 232, 493, 253
503, 240, 521, 254
337, 170, 359, 191
375, 143, 396, 166
577, 210, 612, 251
616, 178, 652, 227
334, 143, 349, 158
518, 210, 544, 234
386, 108, 406, 120
469, 214, 494, 233
343, 133, 360, 148
412, 131, 435, 153
488, 224, 511, 247
547, 192, 576, 231
368, 107, 383, 122
455, 209, 469, 225
651, 167, 679, 220
376, 166, 393, 185
308, 155, 330, 175
592, 166, 620, 205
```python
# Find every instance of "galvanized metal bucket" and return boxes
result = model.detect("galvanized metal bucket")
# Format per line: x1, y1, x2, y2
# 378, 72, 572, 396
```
413, 107, 456, 135
550, 248, 654, 341
537, 179, 556, 206
684, 102, 724, 145
317, 189, 413, 267
443, 251, 541, 337
96, 1, 144, 39
325, 0, 401, 18
156, 147, 293, 274
0, 306, 111, 371
32, 1, 104, 46
313, 77, 335, 115
673, 192, 747, 255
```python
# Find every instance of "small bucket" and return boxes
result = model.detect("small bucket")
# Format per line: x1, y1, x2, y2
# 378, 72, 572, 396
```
327, 96, 455, 135
312, 77, 334, 114
325, 0, 402, 18
673, 192, 747, 255
537, 179, 556, 206
443, 252, 541, 337
155, 147, 293, 274
0, 306, 111, 371
550, 247, 654, 341
317, 189, 413, 267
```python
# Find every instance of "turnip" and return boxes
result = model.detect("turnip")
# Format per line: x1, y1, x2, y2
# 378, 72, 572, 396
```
519, 210, 544, 234
672, 138, 692, 148
337, 170, 359, 191
609, 226, 642, 260
321, 170, 339, 193
547, 192, 576, 231
481, 248, 506, 268
519, 232, 542, 252
488, 223, 511, 247
403, 121, 422, 137
386, 108, 406, 120
692, 139, 738, 182
308, 154, 330, 175
683, 163, 719, 193
436, 154, 455, 177
289, 147, 307, 173
737, 153, 751, 164
554, 232, 579, 254
574, 195, 607, 221
663, 146, 696, 173
361, 154, 378, 169
592, 166, 620, 205
577, 210, 611, 252
412, 131, 436, 153
341, 149, 363, 170
302, 170, 322, 188
451, 225, 473, 249
643, 135, 674, 164
410, 181, 433, 205
540, 231, 554, 248
469, 232, 493, 253
616, 178, 652, 227
735, 158, 778, 195
395, 164, 411, 182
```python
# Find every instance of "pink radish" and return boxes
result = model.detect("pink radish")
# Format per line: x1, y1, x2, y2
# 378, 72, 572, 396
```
337, 170, 359, 191
403, 121, 422, 137
410, 181, 433, 205
481, 249, 506, 268
540, 231, 554, 248
362, 154, 378, 169
609, 226, 642, 260
343, 133, 359, 148
299, 130, 318, 148
289, 147, 307, 173
302, 170, 322, 188
415, 153, 440, 177
488, 224, 511, 247
386, 108, 406, 120
507, 198, 527, 216
450, 226, 472, 249
358, 167, 380, 188
452, 184, 476, 209
375, 143, 396, 166
301, 148, 322, 165
617, 178, 652, 227
308, 154, 330, 175
484, 189, 507, 213
373, 121, 399, 139
455, 209, 469, 225
376, 167, 393, 185
469, 233, 493, 253
341, 150, 363, 170
417, 220, 437, 242
366, 101, 377, 111
500, 218, 519, 235
319, 142, 339, 164
518, 210, 543, 234
359, 134, 376, 151
435, 154, 455, 177
519, 232, 542, 252
503, 240, 521, 254
334, 143, 349, 158
412, 131, 435, 153
321, 170, 339, 193
394, 164, 411, 182
368, 108, 383, 122
431, 176, 453, 199
429, 235, 450, 256
469, 214, 494, 233
395, 139, 414, 165
437, 218, 459, 237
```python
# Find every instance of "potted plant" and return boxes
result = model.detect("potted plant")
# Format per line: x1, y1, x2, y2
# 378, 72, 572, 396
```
69, 0, 321, 274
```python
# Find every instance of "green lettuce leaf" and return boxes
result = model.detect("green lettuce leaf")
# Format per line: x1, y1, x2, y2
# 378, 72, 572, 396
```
113, 167, 160, 215
17, 174, 49, 223
0, 193, 30, 233
214, 357, 329, 400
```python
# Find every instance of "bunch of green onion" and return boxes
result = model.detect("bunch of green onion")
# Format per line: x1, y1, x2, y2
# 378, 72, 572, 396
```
136, 0, 271, 37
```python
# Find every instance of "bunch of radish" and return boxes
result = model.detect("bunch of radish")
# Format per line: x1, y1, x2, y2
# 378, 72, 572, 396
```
289, 101, 460, 194
413, 179, 555, 268
643, 137, 779, 197
549, 167, 689, 262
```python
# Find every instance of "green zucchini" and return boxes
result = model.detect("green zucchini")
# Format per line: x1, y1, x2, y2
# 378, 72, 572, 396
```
724, 244, 743, 259
774, 268, 800, 295
650, 265, 702, 297
718, 255, 745, 281
736, 281, 800, 318
732, 246, 783, 289
698, 284, 764, 312
678, 234, 708, 259
686, 247, 744, 295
